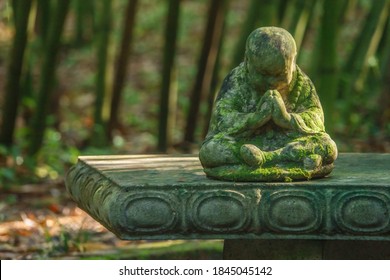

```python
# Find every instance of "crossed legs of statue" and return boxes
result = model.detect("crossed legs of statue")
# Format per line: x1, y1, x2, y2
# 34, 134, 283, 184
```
199, 133, 337, 170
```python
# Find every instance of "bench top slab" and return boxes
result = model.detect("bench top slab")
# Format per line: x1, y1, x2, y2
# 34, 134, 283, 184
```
66, 153, 390, 240
75, 153, 390, 187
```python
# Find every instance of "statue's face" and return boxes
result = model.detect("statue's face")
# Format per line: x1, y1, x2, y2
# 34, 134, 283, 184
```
247, 54, 295, 94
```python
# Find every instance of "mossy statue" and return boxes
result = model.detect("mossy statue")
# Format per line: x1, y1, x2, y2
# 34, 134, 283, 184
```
199, 26, 338, 181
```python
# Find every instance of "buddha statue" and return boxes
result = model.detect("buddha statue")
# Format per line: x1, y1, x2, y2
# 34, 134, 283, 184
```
199, 27, 337, 181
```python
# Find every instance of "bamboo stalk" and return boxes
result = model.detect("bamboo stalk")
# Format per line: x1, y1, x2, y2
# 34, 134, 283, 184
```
74, 0, 86, 45
28, 0, 70, 155
158, 0, 181, 152
0, 0, 32, 147
183, 0, 227, 147
342, 0, 389, 98
35, 0, 51, 43
109, 0, 139, 139
355, 2, 389, 92
288, 0, 316, 51
231, 0, 279, 69
379, 14, 390, 76
203, 13, 228, 139
317, 0, 344, 131
91, 0, 113, 147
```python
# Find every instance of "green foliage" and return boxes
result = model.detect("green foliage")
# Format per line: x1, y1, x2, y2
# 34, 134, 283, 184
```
35, 129, 80, 179
28, 0, 71, 155
0, 127, 81, 187
0, 145, 22, 188
0, 0, 32, 147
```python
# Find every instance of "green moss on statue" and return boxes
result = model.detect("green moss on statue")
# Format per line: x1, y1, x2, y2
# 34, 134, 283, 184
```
199, 27, 338, 181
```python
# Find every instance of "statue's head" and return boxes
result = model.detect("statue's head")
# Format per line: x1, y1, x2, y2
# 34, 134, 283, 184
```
245, 27, 297, 93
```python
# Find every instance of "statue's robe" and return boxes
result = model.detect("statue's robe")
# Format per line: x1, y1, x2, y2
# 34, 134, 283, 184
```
201, 64, 336, 167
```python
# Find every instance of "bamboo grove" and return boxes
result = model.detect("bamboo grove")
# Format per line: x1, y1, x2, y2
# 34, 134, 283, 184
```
0, 0, 390, 164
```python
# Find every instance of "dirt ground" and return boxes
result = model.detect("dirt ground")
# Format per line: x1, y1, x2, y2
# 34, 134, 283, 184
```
0, 181, 223, 260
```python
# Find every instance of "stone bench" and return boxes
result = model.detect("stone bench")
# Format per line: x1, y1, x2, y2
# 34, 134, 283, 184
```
65, 153, 390, 259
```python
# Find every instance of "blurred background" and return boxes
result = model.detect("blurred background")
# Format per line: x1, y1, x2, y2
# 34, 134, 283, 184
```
0, 0, 389, 259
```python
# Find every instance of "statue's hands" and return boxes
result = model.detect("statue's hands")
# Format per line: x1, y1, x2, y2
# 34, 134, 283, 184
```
246, 91, 273, 129
258, 90, 274, 109
250, 89, 292, 130
268, 90, 292, 128
256, 90, 276, 116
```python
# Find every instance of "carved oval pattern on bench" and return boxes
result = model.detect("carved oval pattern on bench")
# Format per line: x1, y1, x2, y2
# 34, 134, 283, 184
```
264, 191, 321, 233
123, 193, 178, 233
191, 191, 249, 232
335, 192, 390, 233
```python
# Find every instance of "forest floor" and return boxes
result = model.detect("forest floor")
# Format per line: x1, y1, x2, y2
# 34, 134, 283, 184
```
0, 180, 223, 260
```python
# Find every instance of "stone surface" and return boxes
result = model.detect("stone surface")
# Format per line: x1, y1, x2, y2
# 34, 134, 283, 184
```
199, 27, 337, 181
65, 153, 390, 240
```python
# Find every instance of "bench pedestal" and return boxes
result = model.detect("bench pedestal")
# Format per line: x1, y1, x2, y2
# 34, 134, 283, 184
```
223, 239, 390, 259
65, 153, 390, 259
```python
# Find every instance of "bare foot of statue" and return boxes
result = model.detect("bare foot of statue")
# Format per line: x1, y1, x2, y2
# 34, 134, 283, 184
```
303, 154, 322, 170
240, 144, 266, 167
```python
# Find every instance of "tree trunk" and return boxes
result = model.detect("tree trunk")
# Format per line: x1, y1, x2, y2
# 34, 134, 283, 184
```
372, 12, 390, 130
354, 3, 389, 92
73, 0, 86, 45
0, 1, 32, 147
28, 0, 70, 155
379, 13, 390, 77
203, 15, 228, 139
342, 0, 389, 99
72, 0, 95, 45
91, 0, 113, 147
35, 0, 51, 43
317, 0, 344, 132
109, 0, 139, 139
287, 0, 317, 51
183, 0, 228, 147
379, 49, 390, 129
157, 0, 181, 152
231, 0, 279, 69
